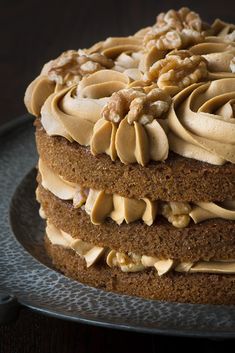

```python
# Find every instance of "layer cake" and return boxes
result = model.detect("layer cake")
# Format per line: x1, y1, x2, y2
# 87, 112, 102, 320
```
25, 7, 235, 304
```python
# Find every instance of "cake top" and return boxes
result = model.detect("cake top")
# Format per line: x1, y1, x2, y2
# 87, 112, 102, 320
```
25, 7, 235, 166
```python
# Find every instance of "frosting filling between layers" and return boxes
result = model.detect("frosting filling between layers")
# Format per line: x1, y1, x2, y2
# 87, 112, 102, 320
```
46, 220, 235, 275
38, 159, 235, 227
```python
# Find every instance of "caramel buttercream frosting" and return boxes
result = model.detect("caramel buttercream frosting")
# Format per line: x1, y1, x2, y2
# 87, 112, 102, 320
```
46, 220, 235, 275
25, 6, 235, 166
24, 50, 114, 117
92, 86, 171, 165
40, 72, 171, 166
38, 159, 235, 227
189, 36, 235, 78
87, 35, 143, 59
167, 78, 235, 165
41, 70, 129, 145
210, 18, 235, 37
46, 222, 105, 268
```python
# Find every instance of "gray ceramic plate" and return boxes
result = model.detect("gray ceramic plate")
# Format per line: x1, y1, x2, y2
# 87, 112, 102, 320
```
1, 115, 235, 338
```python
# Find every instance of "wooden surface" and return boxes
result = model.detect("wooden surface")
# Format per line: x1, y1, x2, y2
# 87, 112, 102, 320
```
1, 0, 235, 351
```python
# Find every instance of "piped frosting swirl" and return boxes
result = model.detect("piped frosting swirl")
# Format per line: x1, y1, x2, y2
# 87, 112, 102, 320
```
91, 86, 171, 165
41, 71, 171, 166
167, 78, 235, 165
41, 70, 129, 145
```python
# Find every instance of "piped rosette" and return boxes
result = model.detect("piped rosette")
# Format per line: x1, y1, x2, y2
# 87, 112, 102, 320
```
87, 35, 145, 81
167, 78, 235, 165
24, 49, 114, 116
189, 36, 235, 79
40, 70, 129, 145
139, 10, 235, 94
87, 35, 143, 59
40, 68, 172, 166
91, 86, 171, 165
210, 18, 235, 38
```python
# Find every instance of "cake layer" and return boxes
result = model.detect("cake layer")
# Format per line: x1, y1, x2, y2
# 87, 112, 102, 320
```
45, 236, 235, 305
38, 184, 235, 262
36, 120, 235, 202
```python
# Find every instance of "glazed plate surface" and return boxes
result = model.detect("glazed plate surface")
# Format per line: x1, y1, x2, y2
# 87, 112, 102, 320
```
1, 115, 235, 338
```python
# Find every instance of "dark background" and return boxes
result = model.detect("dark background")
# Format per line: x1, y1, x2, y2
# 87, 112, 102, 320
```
1, 0, 235, 126
1, 0, 235, 351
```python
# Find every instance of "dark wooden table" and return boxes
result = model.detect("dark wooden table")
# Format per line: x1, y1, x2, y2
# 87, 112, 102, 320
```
1, 0, 235, 351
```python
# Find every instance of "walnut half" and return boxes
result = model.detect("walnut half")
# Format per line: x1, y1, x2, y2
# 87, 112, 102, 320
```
161, 201, 191, 228
144, 27, 205, 51
42, 49, 113, 86
145, 50, 208, 94
143, 7, 207, 51
106, 250, 145, 272
102, 86, 171, 125
155, 7, 204, 32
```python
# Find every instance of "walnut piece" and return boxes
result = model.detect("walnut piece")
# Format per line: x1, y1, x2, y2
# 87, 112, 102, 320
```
106, 250, 145, 272
144, 27, 204, 51
225, 30, 235, 42
146, 50, 208, 92
102, 87, 171, 125
230, 57, 235, 73
156, 7, 203, 32
143, 7, 206, 51
161, 201, 191, 228
73, 187, 89, 208
44, 50, 113, 86
211, 19, 235, 37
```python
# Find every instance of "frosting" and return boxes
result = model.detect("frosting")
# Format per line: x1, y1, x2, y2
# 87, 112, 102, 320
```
92, 86, 171, 165
87, 36, 143, 59
190, 200, 235, 223
39, 159, 157, 226
113, 52, 143, 81
210, 19, 235, 37
39, 159, 88, 208
41, 71, 171, 166
38, 159, 235, 226
41, 70, 129, 145
24, 50, 114, 116
46, 222, 104, 267
85, 190, 157, 226
24, 76, 55, 117
167, 78, 235, 165
25, 7, 235, 166
190, 37, 235, 77
46, 221, 235, 275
